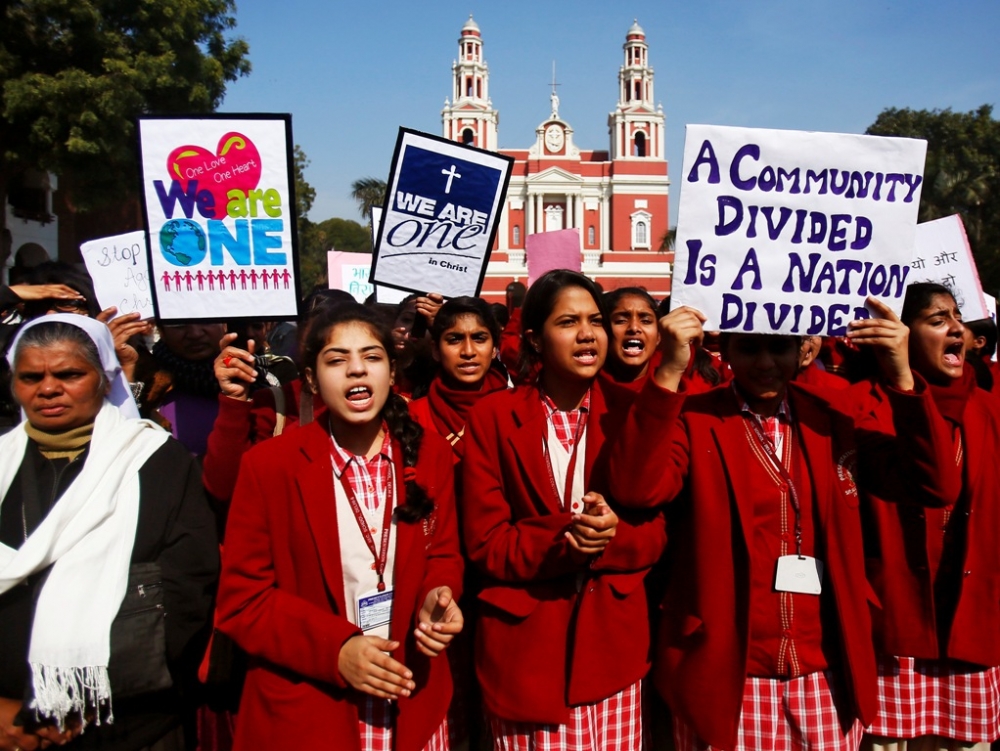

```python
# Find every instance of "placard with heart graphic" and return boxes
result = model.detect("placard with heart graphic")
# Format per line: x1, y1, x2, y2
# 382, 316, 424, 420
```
166, 132, 262, 219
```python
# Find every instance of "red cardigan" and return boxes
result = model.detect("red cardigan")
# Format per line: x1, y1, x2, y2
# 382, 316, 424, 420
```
607, 378, 956, 750
849, 378, 1000, 666
216, 419, 464, 751
461, 378, 667, 724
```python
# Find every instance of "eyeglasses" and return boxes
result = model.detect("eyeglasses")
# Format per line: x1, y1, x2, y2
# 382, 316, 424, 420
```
49, 299, 89, 313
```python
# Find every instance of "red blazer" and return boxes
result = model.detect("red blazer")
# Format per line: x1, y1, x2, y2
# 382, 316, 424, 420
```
850, 378, 1000, 666
607, 378, 956, 750
202, 379, 327, 503
216, 419, 464, 751
461, 378, 667, 724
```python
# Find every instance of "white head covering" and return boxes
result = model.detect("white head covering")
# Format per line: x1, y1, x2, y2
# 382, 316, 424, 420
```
7, 313, 140, 420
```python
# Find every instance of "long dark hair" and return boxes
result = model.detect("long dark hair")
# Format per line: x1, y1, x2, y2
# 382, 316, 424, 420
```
519, 270, 608, 378
302, 302, 432, 523
900, 282, 957, 326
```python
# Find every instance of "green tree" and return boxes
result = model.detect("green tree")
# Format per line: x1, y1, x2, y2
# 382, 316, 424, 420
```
350, 176, 387, 224
0, 0, 251, 242
866, 105, 1000, 294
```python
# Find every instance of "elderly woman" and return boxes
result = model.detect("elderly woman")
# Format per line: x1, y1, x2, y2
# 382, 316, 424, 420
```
0, 315, 217, 751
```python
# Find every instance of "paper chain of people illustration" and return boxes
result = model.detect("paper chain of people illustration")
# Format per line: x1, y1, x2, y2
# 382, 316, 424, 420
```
159, 267, 292, 293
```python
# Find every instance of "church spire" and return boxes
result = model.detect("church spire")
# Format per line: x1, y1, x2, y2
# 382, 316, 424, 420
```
442, 15, 499, 150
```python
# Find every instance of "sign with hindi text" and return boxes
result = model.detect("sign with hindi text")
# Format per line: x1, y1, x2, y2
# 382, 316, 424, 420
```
909, 214, 989, 322
137, 114, 301, 322
673, 125, 927, 335
370, 128, 513, 298
327, 251, 374, 303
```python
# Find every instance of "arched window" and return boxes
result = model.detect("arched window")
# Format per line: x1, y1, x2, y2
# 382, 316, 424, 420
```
636, 221, 647, 245
462, 129, 475, 145
630, 210, 652, 250
513, 225, 521, 246
633, 81, 641, 100
588, 226, 595, 246
466, 77, 473, 96
633, 131, 647, 157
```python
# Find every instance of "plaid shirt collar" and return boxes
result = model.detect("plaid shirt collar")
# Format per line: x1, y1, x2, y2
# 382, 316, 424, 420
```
329, 422, 393, 478
731, 382, 791, 423
540, 388, 591, 453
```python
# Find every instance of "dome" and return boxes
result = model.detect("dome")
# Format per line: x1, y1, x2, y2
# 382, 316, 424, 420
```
627, 19, 645, 37
462, 15, 480, 34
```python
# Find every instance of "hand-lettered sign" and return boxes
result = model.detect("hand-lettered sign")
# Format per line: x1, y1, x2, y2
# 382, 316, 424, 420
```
370, 128, 513, 299
673, 125, 927, 335
327, 250, 375, 303
80, 231, 153, 319
137, 114, 300, 322
909, 214, 989, 322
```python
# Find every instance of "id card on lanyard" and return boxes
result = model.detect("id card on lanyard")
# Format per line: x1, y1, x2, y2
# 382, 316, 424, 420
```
339, 465, 396, 631
745, 415, 824, 595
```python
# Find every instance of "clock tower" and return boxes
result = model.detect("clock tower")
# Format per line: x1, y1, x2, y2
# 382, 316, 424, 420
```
441, 16, 499, 151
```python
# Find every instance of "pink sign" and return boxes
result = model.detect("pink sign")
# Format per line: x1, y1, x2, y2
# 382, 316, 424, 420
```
526, 229, 581, 285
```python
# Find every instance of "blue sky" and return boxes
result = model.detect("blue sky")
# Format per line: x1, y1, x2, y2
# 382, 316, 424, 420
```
220, 0, 1000, 226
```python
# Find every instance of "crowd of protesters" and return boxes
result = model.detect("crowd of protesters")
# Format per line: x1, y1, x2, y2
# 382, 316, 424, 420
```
0, 261, 997, 751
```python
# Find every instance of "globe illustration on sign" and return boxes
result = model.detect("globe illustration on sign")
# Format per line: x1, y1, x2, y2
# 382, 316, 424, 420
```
160, 219, 207, 267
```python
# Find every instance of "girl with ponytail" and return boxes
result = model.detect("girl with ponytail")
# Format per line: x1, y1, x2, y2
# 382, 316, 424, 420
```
216, 302, 464, 751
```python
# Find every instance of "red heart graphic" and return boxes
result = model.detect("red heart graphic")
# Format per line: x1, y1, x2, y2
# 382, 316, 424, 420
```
166, 132, 262, 219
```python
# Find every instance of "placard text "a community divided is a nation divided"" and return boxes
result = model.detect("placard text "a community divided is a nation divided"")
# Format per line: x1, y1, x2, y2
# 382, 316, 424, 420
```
672, 125, 927, 336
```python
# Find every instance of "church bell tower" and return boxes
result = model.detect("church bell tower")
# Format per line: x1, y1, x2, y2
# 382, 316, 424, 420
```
442, 16, 499, 151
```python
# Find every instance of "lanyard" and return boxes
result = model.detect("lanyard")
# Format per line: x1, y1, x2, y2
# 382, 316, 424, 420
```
542, 411, 589, 512
338, 462, 395, 592
745, 415, 804, 558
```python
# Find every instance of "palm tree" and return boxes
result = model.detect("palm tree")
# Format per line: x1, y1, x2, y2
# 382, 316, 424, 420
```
659, 226, 676, 252
350, 177, 387, 225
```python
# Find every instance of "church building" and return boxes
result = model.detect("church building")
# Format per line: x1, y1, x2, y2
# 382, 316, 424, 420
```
441, 16, 673, 300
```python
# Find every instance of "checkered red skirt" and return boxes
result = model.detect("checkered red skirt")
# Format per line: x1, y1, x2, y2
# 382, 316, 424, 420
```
673, 671, 863, 751
867, 655, 1000, 742
488, 680, 643, 751
359, 695, 450, 751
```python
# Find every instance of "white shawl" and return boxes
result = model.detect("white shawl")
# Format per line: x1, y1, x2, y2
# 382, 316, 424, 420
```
0, 317, 169, 725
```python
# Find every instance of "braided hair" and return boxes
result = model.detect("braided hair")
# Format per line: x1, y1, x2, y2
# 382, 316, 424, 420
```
302, 301, 432, 523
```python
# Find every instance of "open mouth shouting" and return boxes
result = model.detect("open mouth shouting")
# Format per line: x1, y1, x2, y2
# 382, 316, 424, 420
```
943, 340, 965, 369
573, 347, 600, 367
345, 384, 375, 411
621, 338, 646, 358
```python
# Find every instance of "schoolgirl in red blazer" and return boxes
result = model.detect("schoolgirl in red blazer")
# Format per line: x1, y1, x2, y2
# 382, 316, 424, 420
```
407, 295, 509, 749
408, 296, 509, 465
608, 300, 957, 751
462, 270, 666, 751
216, 302, 464, 751
851, 283, 1000, 746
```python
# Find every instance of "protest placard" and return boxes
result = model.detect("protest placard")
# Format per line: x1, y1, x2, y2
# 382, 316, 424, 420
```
137, 114, 301, 322
673, 125, 927, 335
370, 128, 513, 298
327, 250, 375, 302
371, 207, 409, 304
526, 229, 582, 284
80, 231, 153, 319
985, 294, 998, 363
909, 214, 988, 321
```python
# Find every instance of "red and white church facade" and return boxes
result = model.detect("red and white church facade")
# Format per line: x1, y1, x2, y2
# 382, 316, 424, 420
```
441, 16, 674, 301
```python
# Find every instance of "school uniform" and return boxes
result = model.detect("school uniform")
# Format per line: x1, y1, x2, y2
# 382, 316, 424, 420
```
462, 377, 667, 750
849, 369, 1000, 744
607, 376, 957, 751
216, 418, 463, 751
